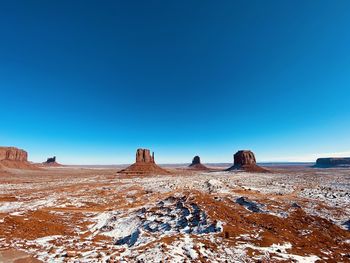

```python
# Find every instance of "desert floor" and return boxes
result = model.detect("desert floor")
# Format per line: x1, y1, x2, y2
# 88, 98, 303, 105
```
0, 166, 349, 262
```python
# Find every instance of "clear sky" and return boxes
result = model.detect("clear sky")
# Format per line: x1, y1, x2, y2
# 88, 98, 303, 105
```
1, 1, 350, 164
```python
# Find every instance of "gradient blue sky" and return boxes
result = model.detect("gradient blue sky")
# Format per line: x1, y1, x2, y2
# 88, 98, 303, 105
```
1, 1, 350, 164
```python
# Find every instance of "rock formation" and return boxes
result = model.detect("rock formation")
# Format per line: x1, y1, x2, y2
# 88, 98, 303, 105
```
227, 150, 268, 173
188, 155, 209, 170
0, 147, 38, 169
46, 156, 56, 163
42, 156, 62, 167
136, 149, 154, 163
118, 148, 170, 175
315, 157, 350, 168
0, 147, 28, 162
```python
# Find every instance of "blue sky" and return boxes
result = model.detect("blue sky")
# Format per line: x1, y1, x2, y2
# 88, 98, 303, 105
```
1, 1, 350, 164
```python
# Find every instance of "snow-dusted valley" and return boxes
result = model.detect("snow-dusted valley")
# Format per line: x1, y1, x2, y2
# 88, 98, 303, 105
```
0, 166, 349, 262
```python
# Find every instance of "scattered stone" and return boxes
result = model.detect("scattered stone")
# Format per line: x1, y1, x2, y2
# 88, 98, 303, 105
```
235, 197, 265, 213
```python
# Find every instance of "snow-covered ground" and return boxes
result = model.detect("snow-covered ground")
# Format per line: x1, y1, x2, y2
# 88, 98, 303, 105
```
0, 167, 349, 262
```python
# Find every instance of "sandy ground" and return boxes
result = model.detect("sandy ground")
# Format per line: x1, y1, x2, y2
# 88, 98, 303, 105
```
0, 166, 349, 262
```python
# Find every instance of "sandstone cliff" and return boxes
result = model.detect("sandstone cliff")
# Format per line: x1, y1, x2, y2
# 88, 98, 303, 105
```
0, 147, 38, 169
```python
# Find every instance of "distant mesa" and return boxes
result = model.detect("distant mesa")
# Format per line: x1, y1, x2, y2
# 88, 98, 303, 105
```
226, 150, 269, 173
118, 148, 170, 175
0, 146, 38, 170
42, 156, 62, 167
314, 157, 350, 168
188, 155, 209, 170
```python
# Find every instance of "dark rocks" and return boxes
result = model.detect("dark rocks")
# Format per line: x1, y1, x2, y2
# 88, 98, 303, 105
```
315, 158, 350, 168
188, 155, 209, 170
227, 150, 269, 173
118, 148, 170, 175
235, 197, 264, 213
46, 156, 56, 163
191, 156, 201, 165
111, 196, 222, 247
42, 156, 62, 167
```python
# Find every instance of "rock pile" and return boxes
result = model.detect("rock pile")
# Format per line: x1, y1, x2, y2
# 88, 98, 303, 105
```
118, 148, 170, 175
315, 158, 350, 168
227, 150, 268, 173
0, 147, 37, 169
188, 156, 209, 170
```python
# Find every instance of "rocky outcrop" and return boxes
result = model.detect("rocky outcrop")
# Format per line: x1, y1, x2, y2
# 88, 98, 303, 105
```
315, 158, 350, 168
0, 147, 28, 162
234, 150, 256, 166
42, 156, 62, 167
227, 150, 268, 173
0, 147, 38, 169
118, 148, 170, 175
188, 156, 209, 170
46, 156, 56, 163
136, 149, 155, 163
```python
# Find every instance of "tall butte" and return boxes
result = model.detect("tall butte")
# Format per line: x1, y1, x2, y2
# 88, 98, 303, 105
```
118, 148, 170, 175
188, 155, 209, 170
226, 150, 269, 173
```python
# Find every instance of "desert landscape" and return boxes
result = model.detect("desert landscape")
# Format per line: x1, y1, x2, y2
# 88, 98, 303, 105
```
0, 147, 349, 262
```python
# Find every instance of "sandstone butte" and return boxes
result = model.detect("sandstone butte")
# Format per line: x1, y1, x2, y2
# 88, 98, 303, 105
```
42, 156, 62, 167
118, 148, 170, 175
227, 150, 269, 173
188, 155, 209, 170
0, 147, 38, 170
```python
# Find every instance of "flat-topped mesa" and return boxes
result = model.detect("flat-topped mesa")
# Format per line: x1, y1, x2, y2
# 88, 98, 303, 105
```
188, 155, 209, 170
118, 148, 169, 175
315, 157, 350, 168
227, 150, 269, 173
0, 147, 28, 162
234, 150, 256, 166
136, 149, 155, 163
0, 146, 38, 169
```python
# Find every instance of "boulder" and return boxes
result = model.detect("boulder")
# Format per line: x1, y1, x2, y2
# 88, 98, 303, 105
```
227, 150, 268, 173
188, 156, 209, 170
315, 158, 350, 168
118, 148, 170, 175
